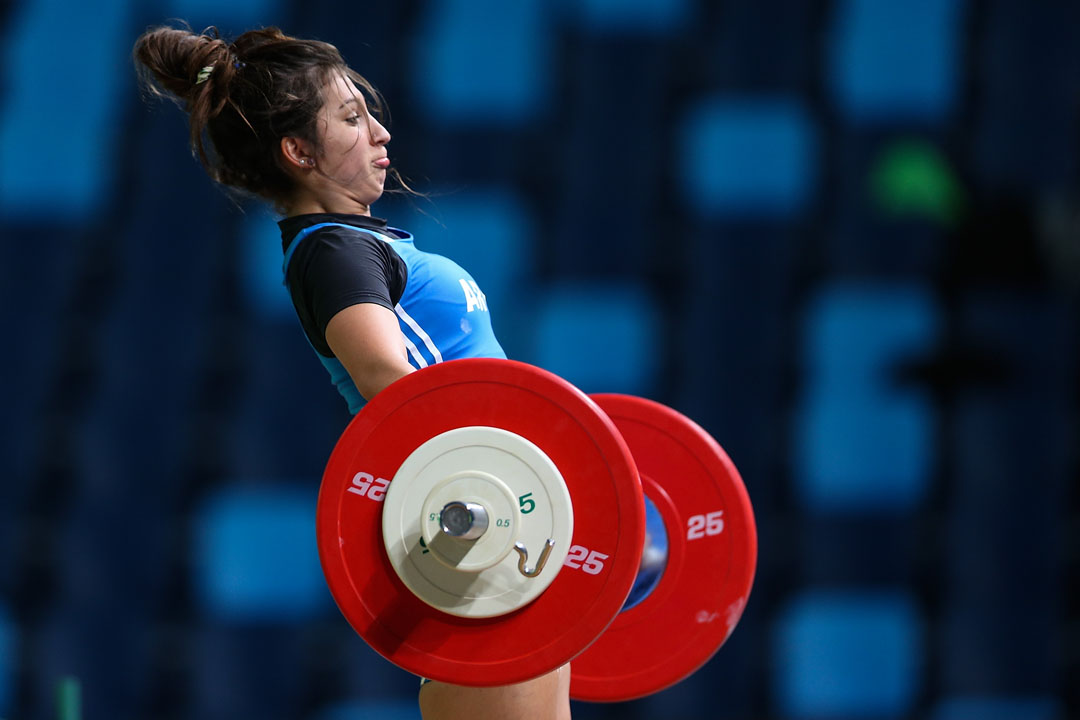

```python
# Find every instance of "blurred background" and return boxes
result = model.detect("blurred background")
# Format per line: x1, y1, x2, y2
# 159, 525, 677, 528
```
1, 0, 1078, 718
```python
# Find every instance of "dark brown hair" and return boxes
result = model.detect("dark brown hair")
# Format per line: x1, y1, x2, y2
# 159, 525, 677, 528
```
133, 24, 388, 207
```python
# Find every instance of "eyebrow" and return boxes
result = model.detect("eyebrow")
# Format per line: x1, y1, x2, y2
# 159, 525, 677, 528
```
338, 96, 364, 110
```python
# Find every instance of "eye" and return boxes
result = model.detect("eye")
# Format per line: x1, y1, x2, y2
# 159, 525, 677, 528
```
345, 113, 361, 125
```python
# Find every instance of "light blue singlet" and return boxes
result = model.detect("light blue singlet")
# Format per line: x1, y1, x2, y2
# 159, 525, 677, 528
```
282, 222, 506, 414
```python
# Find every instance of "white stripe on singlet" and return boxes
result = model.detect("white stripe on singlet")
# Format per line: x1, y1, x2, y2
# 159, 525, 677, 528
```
395, 303, 444, 365
400, 332, 429, 368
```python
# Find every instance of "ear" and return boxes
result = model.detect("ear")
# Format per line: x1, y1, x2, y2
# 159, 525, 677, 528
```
280, 136, 316, 170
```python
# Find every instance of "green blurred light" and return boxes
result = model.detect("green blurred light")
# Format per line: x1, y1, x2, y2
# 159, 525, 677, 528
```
870, 139, 964, 225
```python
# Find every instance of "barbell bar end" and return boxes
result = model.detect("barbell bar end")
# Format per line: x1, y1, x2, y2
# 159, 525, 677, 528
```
439, 500, 489, 541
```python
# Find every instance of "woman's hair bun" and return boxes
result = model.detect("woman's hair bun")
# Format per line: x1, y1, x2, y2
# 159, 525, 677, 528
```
133, 25, 231, 104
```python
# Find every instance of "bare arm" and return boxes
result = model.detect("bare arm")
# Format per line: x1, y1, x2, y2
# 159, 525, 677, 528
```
324, 303, 414, 401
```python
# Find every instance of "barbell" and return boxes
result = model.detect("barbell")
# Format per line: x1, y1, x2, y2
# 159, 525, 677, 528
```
316, 358, 757, 702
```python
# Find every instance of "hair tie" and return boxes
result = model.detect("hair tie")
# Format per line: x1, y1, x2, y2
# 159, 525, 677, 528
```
233, 60, 246, 69
195, 65, 214, 84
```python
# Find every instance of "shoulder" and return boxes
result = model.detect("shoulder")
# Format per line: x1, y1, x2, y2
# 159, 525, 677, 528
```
288, 224, 402, 280
281, 216, 407, 296
300, 223, 388, 254
281, 214, 396, 258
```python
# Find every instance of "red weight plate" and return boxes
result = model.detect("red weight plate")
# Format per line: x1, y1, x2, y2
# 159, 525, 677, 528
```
570, 395, 757, 702
317, 359, 645, 687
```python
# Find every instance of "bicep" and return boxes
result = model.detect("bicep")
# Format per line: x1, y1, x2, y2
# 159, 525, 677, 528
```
324, 303, 414, 400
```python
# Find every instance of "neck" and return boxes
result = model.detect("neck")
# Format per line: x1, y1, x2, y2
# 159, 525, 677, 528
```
285, 186, 371, 217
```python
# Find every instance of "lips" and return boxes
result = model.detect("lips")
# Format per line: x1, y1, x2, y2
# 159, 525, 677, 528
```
374, 157, 390, 169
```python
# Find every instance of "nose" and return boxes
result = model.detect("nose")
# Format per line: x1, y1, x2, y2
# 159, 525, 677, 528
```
370, 116, 391, 146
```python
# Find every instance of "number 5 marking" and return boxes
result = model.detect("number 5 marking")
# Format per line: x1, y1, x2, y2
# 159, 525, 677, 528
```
519, 492, 536, 514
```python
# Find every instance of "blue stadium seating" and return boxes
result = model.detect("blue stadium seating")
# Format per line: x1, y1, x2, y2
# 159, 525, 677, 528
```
794, 282, 939, 512
678, 95, 818, 220
795, 391, 936, 511
801, 283, 940, 387
827, 0, 967, 126
933, 696, 1064, 720
411, 0, 553, 126
526, 281, 661, 395
567, 0, 693, 35
0, 602, 12, 717
774, 589, 923, 719
192, 484, 331, 622
0, 0, 131, 221
188, 483, 330, 715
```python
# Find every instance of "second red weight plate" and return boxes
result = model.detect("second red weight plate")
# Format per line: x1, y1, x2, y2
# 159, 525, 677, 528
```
570, 395, 758, 702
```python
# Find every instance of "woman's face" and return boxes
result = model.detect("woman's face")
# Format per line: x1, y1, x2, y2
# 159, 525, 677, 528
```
311, 72, 392, 209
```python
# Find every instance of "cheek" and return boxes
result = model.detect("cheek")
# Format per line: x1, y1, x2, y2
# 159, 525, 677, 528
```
322, 126, 360, 155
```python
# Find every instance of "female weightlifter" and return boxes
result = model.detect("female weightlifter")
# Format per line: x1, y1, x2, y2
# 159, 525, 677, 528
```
133, 24, 572, 720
